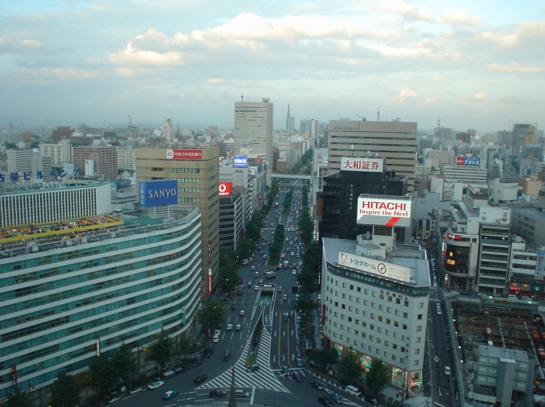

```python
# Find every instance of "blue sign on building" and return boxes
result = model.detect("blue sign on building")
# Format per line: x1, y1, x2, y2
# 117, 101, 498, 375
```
139, 179, 178, 207
464, 157, 481, 166
233, 155, 248, 168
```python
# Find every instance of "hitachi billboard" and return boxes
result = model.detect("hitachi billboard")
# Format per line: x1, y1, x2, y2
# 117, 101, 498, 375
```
357, 197, 412, 227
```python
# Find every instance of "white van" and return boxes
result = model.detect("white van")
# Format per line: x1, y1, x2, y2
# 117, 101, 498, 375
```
212, 332, 220, 343
345, 385, 361, 397
235, 390, 249, 398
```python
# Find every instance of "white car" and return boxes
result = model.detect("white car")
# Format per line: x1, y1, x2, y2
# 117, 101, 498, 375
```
147, 381, 165, 390
226, 323, 233, 331
444, 366, 451, 375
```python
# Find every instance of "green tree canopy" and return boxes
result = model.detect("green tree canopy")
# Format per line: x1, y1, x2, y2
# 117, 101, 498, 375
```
6, 388, 30, 407
365, 359, 389, 396
176, 337, 200, 358
308, 347, 339, 368
112, 343, 138, 382
339, 348, 362, 383
89, 354, 118, 398
147, 330, 174, 372
50, 370, 81, 407
196, 296, 227, 332
236, 238, 253, 262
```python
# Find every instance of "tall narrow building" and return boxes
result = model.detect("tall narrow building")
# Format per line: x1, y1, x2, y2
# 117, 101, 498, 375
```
135, 147, 220, 291
234, 98, 273, 184
328, 119, 418, 193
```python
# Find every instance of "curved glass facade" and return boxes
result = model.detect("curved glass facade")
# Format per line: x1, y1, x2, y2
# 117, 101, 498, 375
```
0, 210, 202, 401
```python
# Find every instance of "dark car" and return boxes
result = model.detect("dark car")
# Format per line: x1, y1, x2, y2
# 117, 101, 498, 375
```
281, 366, 291, 376
318, 395, 334, 406
292, 372, 303, 382
365, 396, 378, 405
222, 351, 231, 361
193, 375, 208, 384
311, 381, 324, 390
209, 389, 227, 398
330, 393, 343, 404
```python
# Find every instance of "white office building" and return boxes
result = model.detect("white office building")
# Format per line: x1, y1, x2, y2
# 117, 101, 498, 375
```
234, 99, 273, 184
321, 234, 430, 391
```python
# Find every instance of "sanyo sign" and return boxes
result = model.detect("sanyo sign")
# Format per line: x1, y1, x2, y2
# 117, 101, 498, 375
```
139, 179, 178, 207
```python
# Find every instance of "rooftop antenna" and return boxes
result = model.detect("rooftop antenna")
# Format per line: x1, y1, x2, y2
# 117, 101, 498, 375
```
241, 94, 244, 102
356, 115, 366, 121
377, 104, 380, 121
128, 115, 132, 128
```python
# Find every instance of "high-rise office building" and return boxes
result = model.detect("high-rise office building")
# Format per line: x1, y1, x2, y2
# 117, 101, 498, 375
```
0, 208, 202, 404
328, 120, 418, 193
318, 156, 407, 242
286, 105, 294, 135
234, 99, 273, 184
135, 147, 220, 290
73, 145, 118, 180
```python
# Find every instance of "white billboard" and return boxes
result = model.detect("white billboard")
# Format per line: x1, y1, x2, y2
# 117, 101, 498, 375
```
357, 196, 412, 227
338, 251, 411, 283
341, 157, 384, 173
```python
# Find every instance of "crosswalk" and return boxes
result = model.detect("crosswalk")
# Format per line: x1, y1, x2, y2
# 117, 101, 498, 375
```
198, 311, 290, 393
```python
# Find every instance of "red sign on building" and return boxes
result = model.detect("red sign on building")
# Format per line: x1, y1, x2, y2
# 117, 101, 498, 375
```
166, 149, 203, 160
219, 182, 233, 197
208, 269, 212, 295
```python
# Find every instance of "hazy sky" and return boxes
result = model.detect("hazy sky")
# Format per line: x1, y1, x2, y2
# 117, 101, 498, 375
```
1, 0, 544, 132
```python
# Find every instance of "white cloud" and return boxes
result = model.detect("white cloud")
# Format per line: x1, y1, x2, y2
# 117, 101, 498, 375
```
374, 0, 434, 22
392, 87, 418, 103
207, 78, 224, 84
110, 42, 185, 66
465, 92, 487, 102
20, 39, 41, 49
486, 63, 544, 73
441, 9, 483, 27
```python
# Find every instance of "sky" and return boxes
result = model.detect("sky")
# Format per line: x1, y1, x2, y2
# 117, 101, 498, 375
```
0, 0, 544, 132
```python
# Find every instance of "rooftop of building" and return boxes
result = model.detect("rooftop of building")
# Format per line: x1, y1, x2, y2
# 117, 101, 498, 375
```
322, 237, 431, 287
0, 207, 199, 260
0, 181, 108, 196
449, 293, 545, 398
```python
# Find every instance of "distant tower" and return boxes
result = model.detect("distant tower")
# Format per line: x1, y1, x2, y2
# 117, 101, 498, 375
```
377, 105, 380, 121
286, 105, 294, 134
128, 115, 132, 128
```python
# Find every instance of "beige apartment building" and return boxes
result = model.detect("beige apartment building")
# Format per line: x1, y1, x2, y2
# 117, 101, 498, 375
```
135, 147, 220, 292
73, 145, 118, 180
328, 119, 418, 193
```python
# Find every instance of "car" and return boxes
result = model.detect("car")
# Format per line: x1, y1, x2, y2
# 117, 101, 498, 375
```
291, 252, 295, 256
251, 266, 255, 271
278, 286, 283, 292
254, 285, 259, 291
281, 366, 291, 376
311, 381, 324, 390
284, 313, 289, 321
318, 395, 334, 406
330, 392, 343, 404
162, 390, 178, 400
247, 281, 252, 287
258, 279, 264, 285
364, 396, 378, 405
292, 270, 296, 275
236, 324, 242, 331
293, 372, 303, 382
254, 271, 259, 277
222, 351, 231, 361
296, 349, 303, 358
193, 375, 208, 384
247, 364, 260, 372
230, 304, 236, 310
296, 358, 304, 367
147, 381, 165, 390
226, 323, 233, 331
444, 366, 451, 375
209, 389, 227, 397
436, 308, 442, 315
162, 370, 176, 379
236, 290, 242, 296
239, 310, 245, 317
283, 294, 288, 301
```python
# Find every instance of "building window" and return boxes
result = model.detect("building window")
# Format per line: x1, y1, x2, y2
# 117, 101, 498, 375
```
417, 314, 423, 320
403, 324, 408, 330
416, 326, 422, 331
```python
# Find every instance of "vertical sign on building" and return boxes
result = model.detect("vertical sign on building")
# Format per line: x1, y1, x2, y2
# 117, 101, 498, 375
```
208, 240, 211, 264
536, 248, 545, 279
11, 365, 17, 388
208, 269, 212, 295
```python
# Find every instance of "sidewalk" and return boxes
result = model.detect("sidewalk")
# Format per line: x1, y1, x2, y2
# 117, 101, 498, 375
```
382, 385, 432, 407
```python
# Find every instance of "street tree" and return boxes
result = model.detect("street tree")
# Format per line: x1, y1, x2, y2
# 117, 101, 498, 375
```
89, 354, 118, 398
112, 343, 138, 382
147, 330, 175, 372
196, 296, 226, 334
176, 337, 200, 358
365, 359, 389, 396
302, 242, 322, 273
236, 238, 253, 262
308, 347, 339, 369
50, 370, 81, 407
6, 388, 30, 407
339, 347, 362, 383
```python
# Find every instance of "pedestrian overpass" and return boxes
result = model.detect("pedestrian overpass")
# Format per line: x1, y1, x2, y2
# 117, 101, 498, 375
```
271, 173, 311, 182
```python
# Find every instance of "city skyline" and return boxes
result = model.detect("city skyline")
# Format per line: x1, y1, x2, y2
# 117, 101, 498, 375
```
1, 0, 544, 132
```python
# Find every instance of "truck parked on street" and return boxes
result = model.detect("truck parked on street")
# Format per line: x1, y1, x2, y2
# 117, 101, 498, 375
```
264, 271, 276, 279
